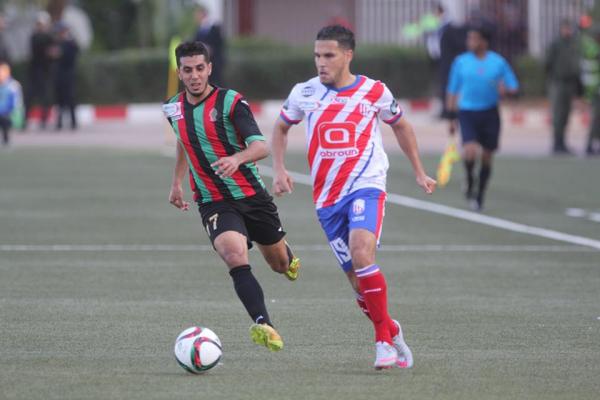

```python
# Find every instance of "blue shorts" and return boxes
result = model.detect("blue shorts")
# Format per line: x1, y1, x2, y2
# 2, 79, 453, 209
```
458, 107, 500, 151
316, 188, 386, 272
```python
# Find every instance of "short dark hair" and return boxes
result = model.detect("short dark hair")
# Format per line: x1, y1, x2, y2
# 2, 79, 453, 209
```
469, 25, 493, 43
316, 25, 355, 50
175, 41, 211, 67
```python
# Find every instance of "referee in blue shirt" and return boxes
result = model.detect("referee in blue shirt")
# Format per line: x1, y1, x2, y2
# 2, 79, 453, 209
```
447, 27, 519, 211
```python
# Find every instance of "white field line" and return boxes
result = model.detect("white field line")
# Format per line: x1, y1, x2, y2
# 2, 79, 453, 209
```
0, 244, 594, 253
258, 165, 600, 251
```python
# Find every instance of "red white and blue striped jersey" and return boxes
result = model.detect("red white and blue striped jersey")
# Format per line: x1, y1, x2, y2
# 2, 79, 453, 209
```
280, 75, 402, 209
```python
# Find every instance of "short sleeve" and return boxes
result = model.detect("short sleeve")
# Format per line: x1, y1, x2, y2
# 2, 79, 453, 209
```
501, 60, 519, 91
232, 98, 265, 144
377, 84, 403, 125
279, 84, 304, 125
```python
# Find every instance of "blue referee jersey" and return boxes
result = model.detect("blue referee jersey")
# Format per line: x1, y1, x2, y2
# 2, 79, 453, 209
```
447, 51, 519, 111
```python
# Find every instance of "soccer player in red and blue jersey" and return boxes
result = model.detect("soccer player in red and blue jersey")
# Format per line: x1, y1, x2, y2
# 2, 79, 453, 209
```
272, 26, 436, 369
164, 41, 300, 352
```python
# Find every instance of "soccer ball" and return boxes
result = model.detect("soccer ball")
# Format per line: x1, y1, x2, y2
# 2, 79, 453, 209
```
174, 326, 222, 374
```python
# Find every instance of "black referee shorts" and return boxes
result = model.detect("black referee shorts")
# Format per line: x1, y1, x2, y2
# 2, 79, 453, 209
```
198, 189, 286, 248
458, 107, 501, 151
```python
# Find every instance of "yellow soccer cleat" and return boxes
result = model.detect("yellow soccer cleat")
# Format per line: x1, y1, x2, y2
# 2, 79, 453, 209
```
285, 257, 301, 281
250, 323, 283, 351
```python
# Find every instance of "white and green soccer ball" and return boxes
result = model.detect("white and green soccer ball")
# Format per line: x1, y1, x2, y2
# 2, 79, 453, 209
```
174, 326, 222, 374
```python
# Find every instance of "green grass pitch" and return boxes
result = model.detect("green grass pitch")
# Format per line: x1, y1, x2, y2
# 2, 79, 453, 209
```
1, 148, 599, 400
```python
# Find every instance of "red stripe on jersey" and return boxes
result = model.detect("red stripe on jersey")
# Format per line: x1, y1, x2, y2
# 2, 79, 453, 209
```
177, 93, 223, 201
309, 76, 367, 204
307, 76, 366, 171
203, 92, 255, 197
321, 82, 385, 207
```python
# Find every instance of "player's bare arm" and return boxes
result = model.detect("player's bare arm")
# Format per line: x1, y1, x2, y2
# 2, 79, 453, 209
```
391, 118, 436, 194
211, 140, 269, 178
271, 118, 295, 196
169, 141, 190, 211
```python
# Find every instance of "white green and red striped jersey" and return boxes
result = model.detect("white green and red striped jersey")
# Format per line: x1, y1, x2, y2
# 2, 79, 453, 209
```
280, 75, 402, 209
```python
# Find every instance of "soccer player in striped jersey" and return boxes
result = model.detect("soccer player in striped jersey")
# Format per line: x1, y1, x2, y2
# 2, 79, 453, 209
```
271, 25, 436, 369
163, 41, 300, 352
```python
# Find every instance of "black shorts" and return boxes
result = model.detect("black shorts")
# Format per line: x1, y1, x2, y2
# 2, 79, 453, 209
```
198, 189, 286, 248
458, 107, 501, 151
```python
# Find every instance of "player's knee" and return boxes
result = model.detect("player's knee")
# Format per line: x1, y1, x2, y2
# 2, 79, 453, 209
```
220, 249, 248, 268
351, 246, 375, 267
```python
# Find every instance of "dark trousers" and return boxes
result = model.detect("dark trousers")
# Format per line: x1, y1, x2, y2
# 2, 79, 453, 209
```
588, 93, 600, 150
0, 116, 11, 145
549, 80, 577, 150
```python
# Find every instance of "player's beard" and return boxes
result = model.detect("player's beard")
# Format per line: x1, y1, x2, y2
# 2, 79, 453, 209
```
186, 81, 209, 99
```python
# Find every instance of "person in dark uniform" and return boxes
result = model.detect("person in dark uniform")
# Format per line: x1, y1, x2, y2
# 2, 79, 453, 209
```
193, 5, 225, 87
545, 19, 581, 154
54, 23, 79, 131
163, 41, 300, 352
24, 12, 55, 130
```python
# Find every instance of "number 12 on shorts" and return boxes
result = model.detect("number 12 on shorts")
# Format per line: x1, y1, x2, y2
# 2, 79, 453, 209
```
329, 237, 351, 264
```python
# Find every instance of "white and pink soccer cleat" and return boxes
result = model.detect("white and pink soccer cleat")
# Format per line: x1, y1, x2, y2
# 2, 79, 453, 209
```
392, 319, 414, 368
374, 341, 398, 370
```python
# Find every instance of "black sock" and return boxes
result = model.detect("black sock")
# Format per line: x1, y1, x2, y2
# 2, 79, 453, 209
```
229, 265, 272, 326
464, 160, 476, 197
478, 164, 492, 203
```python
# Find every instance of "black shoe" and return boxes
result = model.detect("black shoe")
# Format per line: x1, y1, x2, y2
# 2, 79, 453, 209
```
553, 146, 573, 155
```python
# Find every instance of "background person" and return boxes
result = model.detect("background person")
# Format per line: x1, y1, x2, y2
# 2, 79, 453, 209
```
545, 19, 581, 155
447, 26, 519, 211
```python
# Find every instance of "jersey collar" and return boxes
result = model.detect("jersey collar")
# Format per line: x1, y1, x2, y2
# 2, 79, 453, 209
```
324, 75, 363, 93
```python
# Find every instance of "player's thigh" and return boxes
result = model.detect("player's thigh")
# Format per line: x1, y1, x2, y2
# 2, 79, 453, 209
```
317, 204, 352, 273
198, 202, 251, 267
479, 108, 501, 152
458, 110, 478, 146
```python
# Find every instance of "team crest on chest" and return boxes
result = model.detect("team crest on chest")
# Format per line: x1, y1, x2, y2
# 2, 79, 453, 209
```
209, 108, 218, 122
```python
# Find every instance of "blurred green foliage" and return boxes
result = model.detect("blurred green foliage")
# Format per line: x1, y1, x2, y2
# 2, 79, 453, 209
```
10, 41, 545, 104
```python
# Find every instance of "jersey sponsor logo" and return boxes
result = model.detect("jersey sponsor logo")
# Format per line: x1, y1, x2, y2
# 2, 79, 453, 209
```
162, 102, 183, 121
301, 85, 315, 97
299, 100, 320, 111
317, 121, 358, 158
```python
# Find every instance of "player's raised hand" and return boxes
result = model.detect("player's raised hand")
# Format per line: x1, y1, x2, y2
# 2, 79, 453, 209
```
211, 155, 241, 178
416, 174, 436, 195
169, 185, 190, 211
272, 170, 294, 197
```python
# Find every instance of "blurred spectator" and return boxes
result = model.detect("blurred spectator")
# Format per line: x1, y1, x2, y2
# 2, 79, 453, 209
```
545, 19, 580, 155
24, 11, 55, 130
0, 14, 11, 65
193, 4, 225, 87
438, 17, 468, 119
425, 3, 448, 63
581, 24, 600, 156
54, 23, 79, 131
0, 62, 23, 147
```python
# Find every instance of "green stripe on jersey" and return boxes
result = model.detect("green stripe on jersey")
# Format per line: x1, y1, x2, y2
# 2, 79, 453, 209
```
191, 97, 244, 199
245, 135, 266, 144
